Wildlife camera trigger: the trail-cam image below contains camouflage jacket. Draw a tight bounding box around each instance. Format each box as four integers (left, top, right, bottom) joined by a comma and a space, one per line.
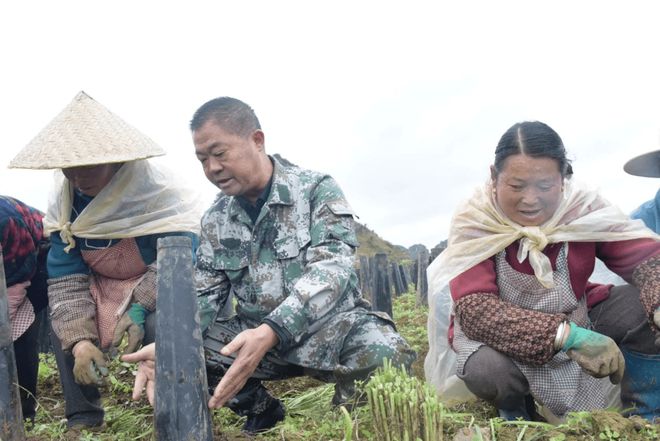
196, 156, 372, 352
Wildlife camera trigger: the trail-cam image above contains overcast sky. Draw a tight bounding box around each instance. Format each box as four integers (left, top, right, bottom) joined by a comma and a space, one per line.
2, 1, 660, 249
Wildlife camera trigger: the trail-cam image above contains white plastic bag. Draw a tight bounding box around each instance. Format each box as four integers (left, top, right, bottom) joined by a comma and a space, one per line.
424, 275, 477, 404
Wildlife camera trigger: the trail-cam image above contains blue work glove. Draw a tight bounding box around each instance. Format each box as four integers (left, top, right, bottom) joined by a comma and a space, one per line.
562, 322, 625, 384
112, 303, 149, 354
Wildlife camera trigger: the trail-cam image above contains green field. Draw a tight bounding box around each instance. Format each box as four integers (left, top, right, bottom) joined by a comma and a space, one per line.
21, 291, 660, 440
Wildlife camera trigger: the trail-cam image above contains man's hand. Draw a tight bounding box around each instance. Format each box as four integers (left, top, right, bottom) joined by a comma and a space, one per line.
563, 322, 625, 384
208, 324, 279, 409
72, 340, 108, 386
122, 343, 157, 405
112, 303, 148, 354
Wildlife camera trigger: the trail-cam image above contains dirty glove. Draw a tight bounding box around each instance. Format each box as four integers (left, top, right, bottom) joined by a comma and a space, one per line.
562, 322, 624, 384
112, 303, 149, 354
72, 340, 108, 386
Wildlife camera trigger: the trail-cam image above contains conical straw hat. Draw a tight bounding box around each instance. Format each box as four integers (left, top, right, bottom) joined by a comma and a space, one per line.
623, 149, 660, 178
9, 91, 166, 169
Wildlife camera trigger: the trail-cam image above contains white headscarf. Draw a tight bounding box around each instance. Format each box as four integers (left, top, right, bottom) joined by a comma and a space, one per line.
427, 178, 658, 291
43, 160, 204, 252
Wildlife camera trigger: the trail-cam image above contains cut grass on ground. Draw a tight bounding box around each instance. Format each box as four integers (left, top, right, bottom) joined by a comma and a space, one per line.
22, 290, 660, 440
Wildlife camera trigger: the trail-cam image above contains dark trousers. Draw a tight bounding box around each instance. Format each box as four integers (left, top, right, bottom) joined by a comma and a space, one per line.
460, 285, 659, 410
51, 313, 156, 427
14, 315, 41, 420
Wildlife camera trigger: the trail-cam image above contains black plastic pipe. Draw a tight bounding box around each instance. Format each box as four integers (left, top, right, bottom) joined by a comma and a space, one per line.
155, 236, 213, 440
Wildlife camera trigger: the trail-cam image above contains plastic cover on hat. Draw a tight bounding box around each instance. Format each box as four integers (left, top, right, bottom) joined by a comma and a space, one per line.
9, 91, 165, 170
42, 159, 203, 249
623, 149, 660, 178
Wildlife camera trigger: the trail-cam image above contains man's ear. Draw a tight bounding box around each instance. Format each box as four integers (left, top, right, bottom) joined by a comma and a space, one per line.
252, 130, 265, 151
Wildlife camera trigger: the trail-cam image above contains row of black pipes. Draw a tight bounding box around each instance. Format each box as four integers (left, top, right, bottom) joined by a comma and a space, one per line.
0, 241, 436, 440
356, 250, 431, 319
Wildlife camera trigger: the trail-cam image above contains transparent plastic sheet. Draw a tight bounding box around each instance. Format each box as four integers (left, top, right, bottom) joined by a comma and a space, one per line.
590, 258, 626, 285
424, 273, 477, 404
42, 160, 204, 247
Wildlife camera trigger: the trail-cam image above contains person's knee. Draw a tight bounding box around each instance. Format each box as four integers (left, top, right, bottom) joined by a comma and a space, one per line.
594, 285, 647, 331
368, 340, 416, 373
592, 284, 657, 351
342, 319, 417, 372
461, 346, 528, 406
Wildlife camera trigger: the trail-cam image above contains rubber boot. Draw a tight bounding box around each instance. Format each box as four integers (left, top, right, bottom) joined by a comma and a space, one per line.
620, 349, 660, 421
223, 378, 286, 434
497, 394, 537, 421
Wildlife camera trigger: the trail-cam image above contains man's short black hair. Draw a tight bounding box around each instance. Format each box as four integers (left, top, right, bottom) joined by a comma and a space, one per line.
189, 97, 261, 137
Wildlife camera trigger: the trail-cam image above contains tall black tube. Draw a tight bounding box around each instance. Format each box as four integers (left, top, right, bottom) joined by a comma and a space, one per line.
155, 236, 213, 440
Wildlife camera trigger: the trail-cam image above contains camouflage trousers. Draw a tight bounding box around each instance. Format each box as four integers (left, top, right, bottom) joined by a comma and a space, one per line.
203, 310, 416, 416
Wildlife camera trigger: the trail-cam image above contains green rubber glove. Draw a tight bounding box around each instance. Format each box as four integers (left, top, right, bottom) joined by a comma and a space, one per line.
562, 322, 625, 384
112, 303, 149, 354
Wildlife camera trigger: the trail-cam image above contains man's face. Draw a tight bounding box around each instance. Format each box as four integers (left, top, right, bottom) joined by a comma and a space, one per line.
193, 121, 266, 200
62, 163, 121, 196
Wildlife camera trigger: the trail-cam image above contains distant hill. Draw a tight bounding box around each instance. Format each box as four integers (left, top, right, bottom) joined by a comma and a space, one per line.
355, 222, 412, 264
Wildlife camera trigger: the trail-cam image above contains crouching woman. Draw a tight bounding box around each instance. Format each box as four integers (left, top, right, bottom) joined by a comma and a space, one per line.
425, 121, 660, 421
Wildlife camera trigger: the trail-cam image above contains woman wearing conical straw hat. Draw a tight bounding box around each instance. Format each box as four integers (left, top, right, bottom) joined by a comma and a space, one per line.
9, 91, 203, 430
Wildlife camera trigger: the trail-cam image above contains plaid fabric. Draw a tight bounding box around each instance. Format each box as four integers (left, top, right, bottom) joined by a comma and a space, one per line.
1, 196, 44, 340
632, 254, 660, 340
0, 196, 44, 286
131, 263, 157, 311
11, 298, 34, 341
49, 273, 97, 350
454, 244, 614, 417
82, 238, 148, 349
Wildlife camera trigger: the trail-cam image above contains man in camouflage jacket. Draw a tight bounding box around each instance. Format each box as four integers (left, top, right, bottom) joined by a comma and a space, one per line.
124, 97, 415, 433
187, 97, 415, 433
